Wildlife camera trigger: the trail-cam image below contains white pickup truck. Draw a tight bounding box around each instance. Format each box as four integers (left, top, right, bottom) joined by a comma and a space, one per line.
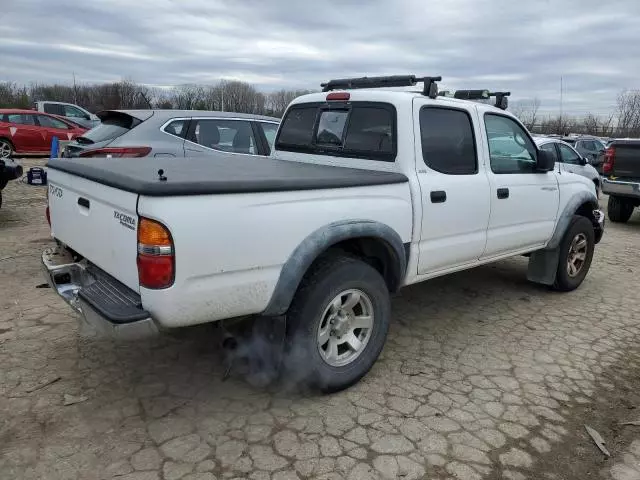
42, 76, 605, 392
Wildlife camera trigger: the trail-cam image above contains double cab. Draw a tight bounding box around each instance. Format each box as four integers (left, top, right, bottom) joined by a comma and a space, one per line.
42, 75, 604, 392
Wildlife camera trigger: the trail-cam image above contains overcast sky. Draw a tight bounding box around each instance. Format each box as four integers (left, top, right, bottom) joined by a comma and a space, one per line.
2, 0, 639, 116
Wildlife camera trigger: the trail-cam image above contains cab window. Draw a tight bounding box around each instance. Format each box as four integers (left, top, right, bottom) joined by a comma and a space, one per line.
485, 114, 537, 174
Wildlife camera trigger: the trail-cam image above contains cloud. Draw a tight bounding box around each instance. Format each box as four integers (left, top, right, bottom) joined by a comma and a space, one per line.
1, 0, 638, 115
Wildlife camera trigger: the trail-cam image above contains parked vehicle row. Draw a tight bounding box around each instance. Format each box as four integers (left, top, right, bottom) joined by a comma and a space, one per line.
42, 75, 605, 393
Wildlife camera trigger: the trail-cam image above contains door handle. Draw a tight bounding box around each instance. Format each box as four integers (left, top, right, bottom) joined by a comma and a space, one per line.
77, 197, 90, 209
497, 188, 509, 199
430, 190, 447, 203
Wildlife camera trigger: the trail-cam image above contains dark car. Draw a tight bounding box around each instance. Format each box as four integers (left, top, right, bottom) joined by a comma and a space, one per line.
561, 136, 607, 173
63, 110, 280, 158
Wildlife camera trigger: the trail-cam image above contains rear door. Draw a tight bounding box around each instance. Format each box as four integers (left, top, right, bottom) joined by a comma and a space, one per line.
35, 114, 75, 146
48, 169, 140, 291
5, 113, 47, 153
184, 118, 259, 156
413, 101, 491, 274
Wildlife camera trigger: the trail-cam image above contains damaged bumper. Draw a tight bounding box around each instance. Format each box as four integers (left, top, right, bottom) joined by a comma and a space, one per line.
41, 246, 160, 340
593, 209, 605, 244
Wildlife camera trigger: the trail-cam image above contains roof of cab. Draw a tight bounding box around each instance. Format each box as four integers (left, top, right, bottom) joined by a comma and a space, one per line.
289, 89, 512, 115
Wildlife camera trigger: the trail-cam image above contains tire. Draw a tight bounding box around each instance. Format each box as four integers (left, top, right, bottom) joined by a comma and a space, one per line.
284, 254, 390, 393
0, 138, 14, 159
553, 215, 595, 292
0, 190, 2, 210
608, 196, 634, 223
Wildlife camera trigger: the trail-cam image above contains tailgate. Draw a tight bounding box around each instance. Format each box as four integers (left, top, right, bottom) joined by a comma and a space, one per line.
48, 168, 140, 292
613, 143, 640, 179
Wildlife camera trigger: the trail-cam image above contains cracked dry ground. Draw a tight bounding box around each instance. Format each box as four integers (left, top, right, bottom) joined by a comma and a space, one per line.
1, 164, 640, 480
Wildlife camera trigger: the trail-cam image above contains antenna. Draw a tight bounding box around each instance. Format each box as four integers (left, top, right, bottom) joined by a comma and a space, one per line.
560, 76, 563, 120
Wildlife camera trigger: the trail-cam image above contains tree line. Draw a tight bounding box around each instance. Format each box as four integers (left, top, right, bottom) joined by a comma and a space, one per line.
0, 79, 312, 118
510, 90, 640, 138
2, 79, 639, 137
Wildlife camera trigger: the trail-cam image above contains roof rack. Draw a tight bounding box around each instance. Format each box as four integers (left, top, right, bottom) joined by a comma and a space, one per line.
447, 89, 511, 110
321, 75, 442, 98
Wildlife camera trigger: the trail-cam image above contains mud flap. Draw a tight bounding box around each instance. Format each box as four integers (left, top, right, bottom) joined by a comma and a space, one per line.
527, 248, 560, 286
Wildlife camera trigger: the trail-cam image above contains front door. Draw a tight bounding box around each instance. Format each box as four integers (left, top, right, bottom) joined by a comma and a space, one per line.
556, 142, 588, 177
481, 114, 559, 258
414, 101, 491, 274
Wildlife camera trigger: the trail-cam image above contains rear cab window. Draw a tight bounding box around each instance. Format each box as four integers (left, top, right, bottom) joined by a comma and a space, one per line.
276, 102, 396, 161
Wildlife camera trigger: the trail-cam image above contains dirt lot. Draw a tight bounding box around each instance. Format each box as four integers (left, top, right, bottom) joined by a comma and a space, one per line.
1, 159, 639, 480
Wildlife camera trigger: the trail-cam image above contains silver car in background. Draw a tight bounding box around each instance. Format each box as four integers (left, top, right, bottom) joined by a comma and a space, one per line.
534, 137, 601, 195
63, 110, 280, 158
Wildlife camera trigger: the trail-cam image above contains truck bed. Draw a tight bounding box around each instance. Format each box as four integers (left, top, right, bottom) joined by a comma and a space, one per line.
47, 155, 407, 196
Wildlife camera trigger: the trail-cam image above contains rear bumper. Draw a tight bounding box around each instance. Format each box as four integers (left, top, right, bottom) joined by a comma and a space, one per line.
41, 246, 160, 340
602, 178, 640, 200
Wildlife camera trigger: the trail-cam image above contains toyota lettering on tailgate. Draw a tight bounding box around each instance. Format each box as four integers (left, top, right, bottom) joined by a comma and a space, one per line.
114, 210, 136, 230
49, 184, 63, 198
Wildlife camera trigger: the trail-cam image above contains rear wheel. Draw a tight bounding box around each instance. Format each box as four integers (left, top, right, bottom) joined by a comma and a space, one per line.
608, 196, 634, 223
0, 139, 13, 159
553, 215, 595, 292
284, 254, 390, 393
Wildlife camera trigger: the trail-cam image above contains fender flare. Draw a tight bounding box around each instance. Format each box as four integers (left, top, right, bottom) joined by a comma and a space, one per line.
262, 220, 407, 317
527, 190, 599, 285
546, 190, 598, 250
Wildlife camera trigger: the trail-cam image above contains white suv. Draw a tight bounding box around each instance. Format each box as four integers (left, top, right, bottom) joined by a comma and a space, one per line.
535, 137, 601, 195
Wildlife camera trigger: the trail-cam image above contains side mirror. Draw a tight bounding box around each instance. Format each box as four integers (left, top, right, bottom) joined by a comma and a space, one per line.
580, 156, 588, 166
536, 149, 555, 172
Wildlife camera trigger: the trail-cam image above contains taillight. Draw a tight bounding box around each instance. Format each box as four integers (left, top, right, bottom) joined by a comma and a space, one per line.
603, 146, 615, 175
326, 92, 350, 101
79, 146, 152, 158
137, 217, 174, 289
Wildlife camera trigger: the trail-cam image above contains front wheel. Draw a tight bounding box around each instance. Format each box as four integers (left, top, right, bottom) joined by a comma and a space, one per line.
0, 139, 13, 159
553, 215, 595, 292
284, 254, 390, 393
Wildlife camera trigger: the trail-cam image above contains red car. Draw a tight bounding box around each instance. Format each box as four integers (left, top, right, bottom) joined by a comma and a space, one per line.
0, 109, 87, 158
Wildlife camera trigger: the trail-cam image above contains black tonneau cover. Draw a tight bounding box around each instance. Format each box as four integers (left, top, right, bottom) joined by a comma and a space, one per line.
47, 155, 407, 196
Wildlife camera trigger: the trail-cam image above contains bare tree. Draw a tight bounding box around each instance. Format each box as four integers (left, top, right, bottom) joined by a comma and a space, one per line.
171, 84, 206, 110
266, 89, 312, 117
510, 97, 541, 130
616, 90, 640, 137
